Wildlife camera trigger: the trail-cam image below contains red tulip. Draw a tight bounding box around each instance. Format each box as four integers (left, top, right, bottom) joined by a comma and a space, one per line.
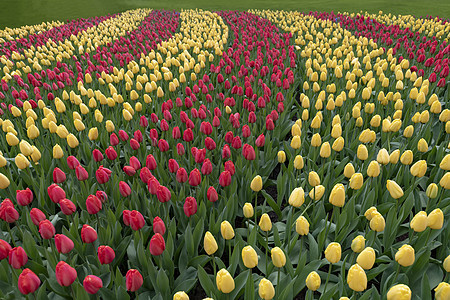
176, 168, 188, 183
59, 199, 76, 215
183, 128, 194, 142
134, 130, 143, 143
183, 197, 198, 217
0, 239, 12, 260
86, 195, 102, 214
129, 156, 141, 170
129, 210, 145, 231
39, 220, 55, 239
139, 116, 148, 128
16, 188, 33, 206
177, 143, 185, 156
83, 275, 103, 294
156, 185, 171, 202
243, 144, 256, 160
55, 261, 77, 286
126, 269, 143, 292
158, 139, 169, 152
149, 233, 165, 256
53, 167, 66, 183
242, 125, 251, 138
222, 144, 231, 159
146, 154, 157, 170
255, 134, 265, 147
119, 181, 131, 197
8, 246, 28, 269
205, 137, 216, 150
172, 126, 181, 139
118, 130, 129, 141
81, 225, 97, 243
54, 234, 74, 254
201, 159, 213, 175
231, 137, 242, 150
96, 191, 107, 203
47, 184, 66, 203
148, 177, 160, 195
266, 118, 274, 130
152, 217, 166, 235
96, 166, 112, 184
437, 78, 446, 87
92, 149, 104, 162
219, 170, 232, 187
195, 148, 206, 163
207, 186, 218, 202
160, 119, 169, 131
105, 146, 117, 160
149, 128, 158, 142
225, 161, 236, 175
110, 133, 119, 146
18, 268, 40, 295
75, 165, 89, 181
0, 201, 19, 223
168, 159, 179, 173
200, 121, 213, 135
123, 166, 136, 176
30, 208, 46, 226
189, 168, 202, 186
67, 156, 80, 170
98, 245, 115, 265
139, 167, 153, 184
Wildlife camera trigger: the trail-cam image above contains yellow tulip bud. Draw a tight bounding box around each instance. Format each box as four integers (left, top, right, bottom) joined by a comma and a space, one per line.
417, 138, 428, 152
344, 163, 355, 178
419, 110, 429, 123
293, 155, 304, 170
204, 231, 218, 255
271, 247, 286, 268
15, 153, 30, 169
88, 127, 98, 141
250, 175, 263, 192
295, 216, 309, 235
173, 291, 188, 300
329, 184, 345, 207
319, 142, 331, 158
351, 235, 365, 253
311, 133, 322, 147
357, 144, 368, 160
402, 125, 414, 138
105, 120, 115, 132
441, 154, 450, 170
390, 150, 400, 164
67, 134, 79, 148
443, 255, 450, 273
331, 124, 342, 138
27, 125, 40, 139
305, 271, 321, 291
386, 180, 404, 199
157, 86, 164, 98
347, 264, 367, 292
259, 213, 272, 232
427, 208, 444, 229
291, 124, 301, 136
400, 150, 413, 165
356, 247, 376, 270
349, 173, 364, 190
308, 171, 320, 187
242, 246, 258, 269
0, 173, 10, 189
0, 155, 6, 168
289, 187, 305, 208
290, 136, 301, 149
216, 269, 235, 294
410, 211, 428, 232
30, 146, 41, 162
53, 144, 64, 159
440, 172, 450, 189
395, 244, 415, 267
73, 119, 85, 132
220, 221, 235, 240
277, 151, 286, 163
377, 148, 389, 165
370, 115, 381, 127
243, 203, 254, 218
426, 183, 438, 198
258, 278, 275, 300
435, 282, 450, 300
309, 185, 325, 200
6, 132, 19, 146
332, 137, 345, 152
370, 212, 385, 232
387, 284, 412, 300
367, 161, 381, 177
410, 160, 427, 177
364, 207, 378, 220
19, 140, 33, 156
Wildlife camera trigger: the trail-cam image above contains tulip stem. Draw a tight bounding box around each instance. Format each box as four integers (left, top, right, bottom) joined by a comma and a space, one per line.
254, 192, 258, 227
135, 291, 139, 300
392, 264, 401, 285
276, 267, 281, 298
265, 231, 269, 276
323, 263, 332, 294
7, 225, 16, 247
212, 255, 216, 279
228, 241, 232, 265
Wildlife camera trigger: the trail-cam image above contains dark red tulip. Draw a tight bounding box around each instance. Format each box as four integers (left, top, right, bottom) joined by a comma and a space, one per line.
47, 184, 66, 203
146, 154, 157, 170
123, 166, 136, 176
149, 233, 165, 256
55, 261, 77, 286
225, 131, 234, 144
126, 269, 143, 292
255, 134, 265, 147
67, 156, 80, 170
201, 159, 213, 175
119, 181, 131, 197
0, 239, 12, 260
98, 245, 115, 265
176, 168, 188, 183
183, 197, 198, 217
129, 156, 141, 170
243, 144, 256, 161
86, 195, 102, 215
205, 137, 216, 150
75, 165, 89, 181
39, 220, 55, 239
8, 246, 28, 269
81, 225, 97, 243
183, 128, 194, 142
158, 139, 169, 152
118, 130, 129, 141
189, 168, 202, 186
53, 167, 66, 183
92, 149, 104, 162
156, 185, 171, 202
105, 146, 117, 160
16, 188, 33, 206
18, 268, 40, 295
195, 148, 206, 163
139, 115, 148, 128
168, 159, 179, 173
148, 177, 160, 195
54, 234, 74, 254
59, 199, 76, 215
129, 210, 145, 231
224, 161, 236, 175
83, 275, 102, 294
219, 170, 232, 187
152, 217, 166, 235
232, 136, 242, 149
207, 186, 218, 202
222, 144, 231, 159
110, 133, 119, 146
30, 208, 46, 226
266, 118, 275, 130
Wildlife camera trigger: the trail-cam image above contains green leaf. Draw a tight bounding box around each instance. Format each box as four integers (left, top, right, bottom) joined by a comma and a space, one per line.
244, 270, 255, 300
197, 265, 216, 297
229, 269, 250, 299
174, 267, 197, 293
156, 268, 170, 297
261, 190, 282, 219
421, 273, 432, 300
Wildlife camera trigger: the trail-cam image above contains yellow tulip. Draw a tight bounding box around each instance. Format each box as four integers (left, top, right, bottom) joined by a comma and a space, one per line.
0, 173, 10, 189
376, 148, 389, 165
295, 216, 309, 236
443, 255, 450, 273
6, 132, 19, 146
258, 278, 275, 300
305, 271, 321, 291
271, 247, 286, 268
357, 144, 368, 160
332, 137, 344, 152
349, 173, 364, 190
395, 244, 415, 267
367, 161, 381, 177
30, 146, 41, 162
88, 127, 98, 141
19, 140, 33, 156
351, 235, 366, 253
293, 155, 304, 170
417, 138, 428, 152
250, 175, 263, 192
216, 269, 234, 294
440, 172, 450, 189
204, 231, 218, 255
347, 264, 367, 292
325, 242, 341, 264
220, 221, 235, 240
370, 212, 385, 232
309, 185, 325, 200
386, 180, 404, 199
344, 163, 355, 178
259, 213, 272, 232
311, 133, 321, 147
403, 125, 414, 138
390, 150, 400, 164
15, 154, 30, 169
387, 284, 412, 300
241, 246, 258, 269
291, 136, 301, 149
329, 184, 345, 207
440, 154, 450, 170
356, 247, 376, 270
173, 291, 189, 300
53, 144, 64, 159
410, 160, 427, 177
243, 203, 254, 218
308, 171, 320, 187
410, 211, 428, 232
435, 282, 450, 300
289, 187, 305, 208
67, 134, 79, 148
319, 142, 331, 158
277, 151, 286, 163
427, 208, 444, 229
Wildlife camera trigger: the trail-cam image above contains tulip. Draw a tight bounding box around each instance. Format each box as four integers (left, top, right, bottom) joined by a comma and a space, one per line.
81, 225, 97, 243
426, 183, 438, 198
387, 284, 412, 300
277, 151, 286, 163
428, 208, 444, 229
250, 175, 263, 192
119, 181, 131, 197
289, 187, 305, 207
173, 291, 189, 300
417, 138, 428, 152
291, 136, 301, 149
410, 160, 427, 177
153, 217, 166, 235
366, 208, 378, 222
347, 264, 367, 292
86, 194, 102, 215
126, 269, 143, 292
0, 239, 11, 260
294, 155, 304, 170
149, 233, 165, 256
329, 184, 345, 207
75, 165, 89, 181
219, 171, 231, 187
351, 235, 366, 253
386, 180, 404, 199
242, 245, 258, 268
271, 247, 286, 268
356, 247, 375, 270
216, 269, 235, 293
349, 173, 363, 189
183, 197, 197, 217
377, 148, 389, 165
8, 246, 28, 269
370, 212, 385, 232
259, 213, 272, 232
305, 271, 321, 291
258, 278, 275, 300
30, 208, 46, 226
410, 211, 428, 232
243, 203, 254, 218
308, 172, 320, 186
400, 150, 413, 165
55, 261, 77, 286
367, 161, 380, 177
18, 269, 41, 295
16, 188, 33, 206
83, 275, 102, 294
98, 245, 115, 265
59, 199, 76, 215
54, 234, 74, 254
435, 282, 450, 300
204, 232, 218, 255
67, 156, 80, 169
357, 144, 368, 160
295, 216, 309, 235
15, 154, 30, 169
325, 242, 341, 264
440, 154, 450, 170
221, 221, 235, 240
0, 173, 10, 189
309, 185, 325, 200
206, 187, 218, 203
440, 172, 450, 189
39, 220, 56, 239
390, 150, 400, 164
395, 244, 415, 267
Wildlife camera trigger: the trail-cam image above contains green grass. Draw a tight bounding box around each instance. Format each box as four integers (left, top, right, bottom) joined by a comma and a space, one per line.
1, 0, 450, 30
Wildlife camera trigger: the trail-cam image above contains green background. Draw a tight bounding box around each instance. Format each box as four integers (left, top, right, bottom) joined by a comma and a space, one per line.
1, 0, 450, 29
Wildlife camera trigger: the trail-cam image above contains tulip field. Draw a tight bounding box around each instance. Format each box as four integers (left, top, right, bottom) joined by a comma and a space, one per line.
0, 8, 450, 300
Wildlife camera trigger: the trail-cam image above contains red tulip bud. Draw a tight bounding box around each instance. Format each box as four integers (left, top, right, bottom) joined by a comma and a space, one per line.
119, 181, 131, 197
118, 130, 129, 141
219, 170, 232, 187
98, 245, 115, 265
105, 146, 117, 160
189, 168, 202, 186
8, 246, 28, 269
18, 268, 40, 295
54, 234, 74, 254
0, 239, 12, 260
222, 144, 231, 159
16, 188, 33, 206
83, 275, 102, 294
156, 185, 171, 202
146, 154, 157, 170
30, 208, 46, 225
168, 159, 179, 173
47, 184, 66, 203
123, 166, 136, 176
39, 220, 55, 239
152, 216, 166, 235
149, 233, 165, 256
75, 165, 89, 181
129, 156, 141, 170
129, 210, 145, 231
177, 143, 185, 156
207, 186, 218, 202
59, 199, 76, 215
0, 200, 19, 223
255, 134, 265, 147
55, 261, 77, 286
53, 167, 66, 183
110, 133, 119, 146
67, 156, 80, 170
176, 168, 188, 183
201, 159, 213, 175
86, 195, 102, 215
81, 224, 97, 243
126, 269, 143, 292
184, 197, 198, 217
92, 149, 104, 162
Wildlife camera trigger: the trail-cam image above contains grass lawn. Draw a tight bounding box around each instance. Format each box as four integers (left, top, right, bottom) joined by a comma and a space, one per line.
1, 0, 450, 29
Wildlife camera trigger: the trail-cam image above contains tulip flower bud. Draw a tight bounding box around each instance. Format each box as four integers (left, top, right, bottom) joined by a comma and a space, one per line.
39, 220, 55, 239
444, 255, 450, 273
126, 269, 143, 292
349, 173, 363, 190
30, 208, 45, 225
329, 184, 345, 207
291, 136, 301, 149
347, 264, 367, 292
294, 155, 304, 170
277, 151, 286, 163
386, 180, 404, 199
216, 269, 235, 294
18, 268, 40, 295
289, 187, 305, 207
435, 282, 450, 300
88, 127, 98, 140
8, 246, 28, 269
305, 271, 321, 291
81, 224, 97, 243
357, 144, 368, 161
311, 133, 321, 147
370, 212, 385, 232
0, 239, 12, 260
259, 213, 272, 232
308, 171, 320, 187
97, 245, 115, 265
309, 185, 325, 200
55, 261, 77, 286
250, 175, 263, 192
296, 216, 309, 236
427, 208, 444, 229
351, 235, 365, 253
387, 284, 411, 300
53, 144, 64, 159
173, 291, 189, 300
243, 203, 254, 218
410, 211, 428, 232
271, 247, 286, 268
258, 278, 275, 300
86, 194, 102, 215
390, 149, 400, 164
440, 154, 450, 170
15, 154, 30, 169
0, 173, 10, 189
417, 138, 428, 152
395, 244, 415, 267
83, 275, 102, 295
410, 160, 427, 177
221, 221, 235, 240
152, 217, 166, 235
367, 161, 381, 178
19, 140, 33, 156
377, 148, 389, 165
440, 172, 450, 189
319, 142, 331, 158
242, 245, 258, 269
344, 163, 355, 178
149, 233, 165, 256
356, 247, 375, 270
325, 242, 342, 263
16, 188, 33, 206
54, 234, 74, 254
